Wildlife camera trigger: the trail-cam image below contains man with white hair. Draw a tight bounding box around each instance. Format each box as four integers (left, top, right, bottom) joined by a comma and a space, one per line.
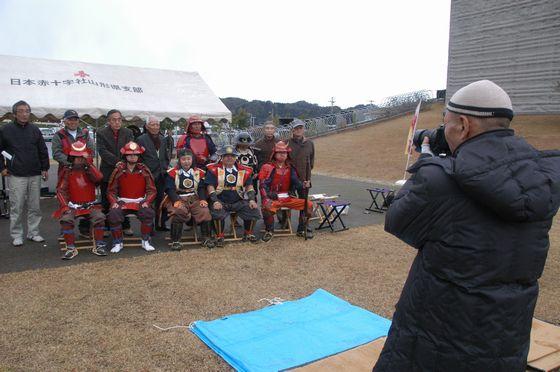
136, 116, 174, 231
374, 80, 560, 371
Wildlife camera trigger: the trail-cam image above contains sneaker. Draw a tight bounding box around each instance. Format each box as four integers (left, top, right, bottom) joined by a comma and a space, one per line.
242, 234, 258, 243
261, 231, 274, 242
111, 243, 123, 253
201, 238, 215, 249
62, 247, 78, 260
171, 241, 182, 251
92, 243, 108, 256
216, 237, 225, 248
142, 239, 155, 252
27, 235, 45, 243
12, 237, 23, 246
123, 228, 134, 236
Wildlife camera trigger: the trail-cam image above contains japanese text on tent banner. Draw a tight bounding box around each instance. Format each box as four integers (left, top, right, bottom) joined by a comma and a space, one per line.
404, 101, 422, 155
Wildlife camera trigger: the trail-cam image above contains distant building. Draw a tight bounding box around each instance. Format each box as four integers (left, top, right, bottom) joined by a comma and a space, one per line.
446, 0, 560, 114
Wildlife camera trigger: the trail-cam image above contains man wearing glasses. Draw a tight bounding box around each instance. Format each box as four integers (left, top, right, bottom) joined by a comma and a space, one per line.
0, 100, 50, 246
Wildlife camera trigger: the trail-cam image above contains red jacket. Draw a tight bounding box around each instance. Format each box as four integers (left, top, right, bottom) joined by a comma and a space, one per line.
53, 164, 103, 218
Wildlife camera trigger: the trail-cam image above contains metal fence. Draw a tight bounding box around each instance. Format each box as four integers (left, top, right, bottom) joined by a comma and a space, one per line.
209, 89, 434, 146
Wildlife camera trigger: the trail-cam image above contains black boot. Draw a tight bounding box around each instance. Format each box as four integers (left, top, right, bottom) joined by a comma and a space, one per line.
200, 221, 215, 249
213, 220, 225, 247
170, 222, 183, 251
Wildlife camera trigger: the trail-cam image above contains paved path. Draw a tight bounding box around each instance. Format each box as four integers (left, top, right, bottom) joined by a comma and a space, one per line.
0, 174, 392, 274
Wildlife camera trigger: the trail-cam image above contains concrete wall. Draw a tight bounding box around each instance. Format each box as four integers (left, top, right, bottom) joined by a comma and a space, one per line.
447, 0, 560, 114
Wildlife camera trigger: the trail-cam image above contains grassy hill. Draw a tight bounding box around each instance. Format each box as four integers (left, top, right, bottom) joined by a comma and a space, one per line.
314, 103, 560, 183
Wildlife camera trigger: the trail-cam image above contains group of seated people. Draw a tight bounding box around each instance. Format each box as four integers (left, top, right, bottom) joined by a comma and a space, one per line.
56, 139, 313, 260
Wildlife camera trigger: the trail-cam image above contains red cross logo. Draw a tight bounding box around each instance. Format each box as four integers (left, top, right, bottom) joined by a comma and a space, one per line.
74, 70, 90, 78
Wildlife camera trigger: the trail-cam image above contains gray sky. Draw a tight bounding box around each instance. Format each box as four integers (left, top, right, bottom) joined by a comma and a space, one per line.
0, 0, 451, 108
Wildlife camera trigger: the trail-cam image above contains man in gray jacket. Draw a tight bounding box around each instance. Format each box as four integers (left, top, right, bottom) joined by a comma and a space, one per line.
52, 110, 95, 237
52, 110, 94, 170
136, 116, 173, 230
96, 109, 134, 234
0, 100, 50, 246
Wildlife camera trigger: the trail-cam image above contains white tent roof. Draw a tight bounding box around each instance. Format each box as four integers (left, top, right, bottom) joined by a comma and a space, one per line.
0, 55, 231, 121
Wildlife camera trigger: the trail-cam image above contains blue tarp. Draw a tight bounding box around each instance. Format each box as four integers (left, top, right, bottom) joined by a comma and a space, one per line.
190, 288, 391, 372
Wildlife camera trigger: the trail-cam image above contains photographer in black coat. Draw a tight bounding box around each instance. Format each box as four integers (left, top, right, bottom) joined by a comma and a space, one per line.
374, 80, 560, 372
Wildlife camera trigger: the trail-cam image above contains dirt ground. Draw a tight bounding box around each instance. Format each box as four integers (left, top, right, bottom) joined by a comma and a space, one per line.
1, 218, 558, 371
314, 102, 560, 182
1, 106, 558, 371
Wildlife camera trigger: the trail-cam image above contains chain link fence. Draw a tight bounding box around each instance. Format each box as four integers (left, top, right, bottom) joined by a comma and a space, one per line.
208, 90, 434, 146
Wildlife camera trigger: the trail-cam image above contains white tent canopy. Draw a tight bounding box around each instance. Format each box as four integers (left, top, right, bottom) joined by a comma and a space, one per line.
0, 55, 231, 122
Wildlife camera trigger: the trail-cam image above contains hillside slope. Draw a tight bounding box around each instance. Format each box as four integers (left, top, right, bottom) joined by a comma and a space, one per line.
314, 103, 560, 183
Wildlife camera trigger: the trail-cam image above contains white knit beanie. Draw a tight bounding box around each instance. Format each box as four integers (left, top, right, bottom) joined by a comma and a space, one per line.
447, 80, 514, 120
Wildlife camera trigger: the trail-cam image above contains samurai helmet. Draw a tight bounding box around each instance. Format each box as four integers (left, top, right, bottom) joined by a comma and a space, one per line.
234, 132, 253, 146
120, 141, 145, 155
68, 141, 90, 158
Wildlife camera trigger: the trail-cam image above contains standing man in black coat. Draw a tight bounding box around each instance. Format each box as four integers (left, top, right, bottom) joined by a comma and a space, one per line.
96, 109, 134, 234
136, 116, 173, 230
287, 119, 315, 238
374, 80, 560, 371
0, 100, 50, 246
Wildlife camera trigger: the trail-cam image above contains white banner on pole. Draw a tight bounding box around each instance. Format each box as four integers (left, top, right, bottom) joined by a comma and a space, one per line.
396, 100, 422, 185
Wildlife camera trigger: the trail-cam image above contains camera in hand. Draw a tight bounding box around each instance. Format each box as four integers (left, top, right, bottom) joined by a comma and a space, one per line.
413, 124, 451, 156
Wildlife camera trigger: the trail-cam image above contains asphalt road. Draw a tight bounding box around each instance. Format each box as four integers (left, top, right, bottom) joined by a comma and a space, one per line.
0, 173, 392, 274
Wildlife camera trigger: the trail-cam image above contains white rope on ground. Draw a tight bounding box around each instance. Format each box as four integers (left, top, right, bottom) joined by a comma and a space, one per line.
153, 324, 190, 331
258, 297, 286, 305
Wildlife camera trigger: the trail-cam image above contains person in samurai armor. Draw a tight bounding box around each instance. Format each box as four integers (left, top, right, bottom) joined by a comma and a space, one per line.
164, 148, 214, 250
205, 145, 261, 246
53, 141, 108, 260
258, 141, 312, 242
235, 131, 258, 171
107, 141, 157, 253
176, 115, 217, 168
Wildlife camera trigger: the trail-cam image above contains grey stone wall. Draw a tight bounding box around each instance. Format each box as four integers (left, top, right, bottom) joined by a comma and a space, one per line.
447, 0, 560, 114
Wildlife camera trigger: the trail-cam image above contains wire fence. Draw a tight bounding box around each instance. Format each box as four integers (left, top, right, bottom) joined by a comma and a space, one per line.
208, 90, 434, 147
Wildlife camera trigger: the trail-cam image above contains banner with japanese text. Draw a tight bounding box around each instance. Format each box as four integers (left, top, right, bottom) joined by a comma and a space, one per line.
0, 54, 231, 121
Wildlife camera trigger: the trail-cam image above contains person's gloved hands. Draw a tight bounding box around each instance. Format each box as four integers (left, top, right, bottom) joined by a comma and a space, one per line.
421, 136, 434, 156
269, 192, 278, 200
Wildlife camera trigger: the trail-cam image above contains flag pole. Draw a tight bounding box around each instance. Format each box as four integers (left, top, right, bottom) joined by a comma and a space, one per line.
396, 100, 422, 186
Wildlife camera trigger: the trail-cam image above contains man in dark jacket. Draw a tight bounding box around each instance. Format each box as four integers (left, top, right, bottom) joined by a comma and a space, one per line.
136, 116, 173, 230
0, 100, 50, 246
374, 80, 560, 372
287, 119, 314, 237
254, 121, 279, 171
96, 109, 134, 234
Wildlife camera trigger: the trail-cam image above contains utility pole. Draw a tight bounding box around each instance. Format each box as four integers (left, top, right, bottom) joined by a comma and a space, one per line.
329, 97, 335, 114
368, 100, 374, 107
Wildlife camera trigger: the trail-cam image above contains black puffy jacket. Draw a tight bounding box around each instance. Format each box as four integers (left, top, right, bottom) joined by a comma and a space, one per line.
374, 129, 560, 372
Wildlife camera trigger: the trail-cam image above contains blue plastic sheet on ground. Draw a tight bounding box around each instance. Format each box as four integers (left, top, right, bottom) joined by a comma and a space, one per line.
190, 288, 391, 372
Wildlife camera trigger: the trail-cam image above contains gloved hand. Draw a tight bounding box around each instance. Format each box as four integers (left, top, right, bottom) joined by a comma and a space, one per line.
269, 192, 279, 200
